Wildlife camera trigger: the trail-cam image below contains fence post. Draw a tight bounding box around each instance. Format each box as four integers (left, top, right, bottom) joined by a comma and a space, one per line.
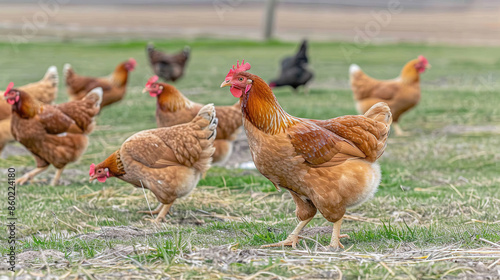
263, 0, 277, 40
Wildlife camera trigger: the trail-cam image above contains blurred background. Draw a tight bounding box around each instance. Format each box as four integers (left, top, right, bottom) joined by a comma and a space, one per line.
0, 0, 499, 45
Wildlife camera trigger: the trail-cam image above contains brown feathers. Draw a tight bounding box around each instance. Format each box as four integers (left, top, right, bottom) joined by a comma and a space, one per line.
241, 73, 297, 135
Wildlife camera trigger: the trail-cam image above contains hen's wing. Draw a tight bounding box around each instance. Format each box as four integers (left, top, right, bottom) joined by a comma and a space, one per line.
65, 69, 96, 94
288, 120, 366, 167
83, 79, 113, 92
280, 56, 295, 70
55, 88, 102, 133
123, 104, 217, 169
312, 103, 392, 162
350, 69, 399, 100
36, 105, 83, 134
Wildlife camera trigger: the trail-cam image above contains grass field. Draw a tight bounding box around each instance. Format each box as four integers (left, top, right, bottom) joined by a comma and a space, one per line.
1, 39, 500, 279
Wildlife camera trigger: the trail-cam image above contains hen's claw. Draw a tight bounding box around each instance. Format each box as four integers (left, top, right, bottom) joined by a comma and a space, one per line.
328, 234, 350, 251
15, 176, 30, 186
261, 235, 302, 249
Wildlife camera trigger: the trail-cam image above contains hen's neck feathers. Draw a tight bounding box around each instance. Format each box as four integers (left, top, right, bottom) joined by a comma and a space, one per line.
157, 84, 193, 112
400, 59, 420, 84
110, 63, 130, 86
241, 75, 297, 135
12, 91, 39, 119
99, 150, 126, 177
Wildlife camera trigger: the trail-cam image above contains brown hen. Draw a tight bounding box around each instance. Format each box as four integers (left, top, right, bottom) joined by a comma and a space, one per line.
221, 61, 392, 250
64, 58, 136, 108
89, 104, 217, 222
5, 85, 102, 186
143, 76, 242, 164
350, 56, 430, 136
0, 66, 58, 153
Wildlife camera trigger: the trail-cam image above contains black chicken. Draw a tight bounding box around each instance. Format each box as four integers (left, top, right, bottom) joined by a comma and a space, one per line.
146, 43, 190, 82
269, 40, 314, 94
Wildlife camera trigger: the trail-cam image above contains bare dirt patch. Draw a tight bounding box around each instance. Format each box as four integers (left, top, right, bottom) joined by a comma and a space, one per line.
1, 3, 500, 45
77, 226, 151, 241
186, 245, 265, 267
16, 249, 68, 269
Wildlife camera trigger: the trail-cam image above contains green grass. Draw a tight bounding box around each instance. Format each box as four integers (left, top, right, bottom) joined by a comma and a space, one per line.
1, 39, 500, 279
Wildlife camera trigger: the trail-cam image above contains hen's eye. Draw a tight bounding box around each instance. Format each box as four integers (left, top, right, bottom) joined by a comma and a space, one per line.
238, 77, 244, 82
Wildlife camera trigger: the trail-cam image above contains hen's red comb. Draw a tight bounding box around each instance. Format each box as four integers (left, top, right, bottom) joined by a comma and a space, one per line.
128, 58, 137, 66
225, 60, 251, 80
3, 82, 14, 96
418, 55, 429, 65
145, 76, 159, 88
89, 163, 96, 176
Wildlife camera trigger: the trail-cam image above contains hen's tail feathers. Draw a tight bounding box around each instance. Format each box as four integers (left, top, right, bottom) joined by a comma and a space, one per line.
63, 63, 73, 81
365, 102, 392, 126
191, 103, 218, 171
193, 103, 218, 140
84, 87, 104, 110
349, 64, 361, 75
43, 66, 59, 87
296, 39, 308, 63
365, 102, 392, 159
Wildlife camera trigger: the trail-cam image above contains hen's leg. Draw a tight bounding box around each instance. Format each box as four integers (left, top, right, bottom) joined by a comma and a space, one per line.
16, 166, 49, 186
328, 218, 349, 250
261, 217, 313, 249
50, 168, 64, 186
155, 202, 173, 223
393, 123, 409, 136
261, 192, 317, 249
138, 203, 163, 215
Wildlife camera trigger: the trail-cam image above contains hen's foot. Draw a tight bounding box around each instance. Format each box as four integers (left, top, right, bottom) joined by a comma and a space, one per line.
16, 176, 31, 186
261, 234, 302, 249
137, 203, 163, 215
146, 203, 173, 224
16, 167, 49, 186
327, 234, 350, 251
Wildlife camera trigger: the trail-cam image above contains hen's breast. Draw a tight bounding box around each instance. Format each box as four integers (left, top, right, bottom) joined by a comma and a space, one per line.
243, 119, 308, 194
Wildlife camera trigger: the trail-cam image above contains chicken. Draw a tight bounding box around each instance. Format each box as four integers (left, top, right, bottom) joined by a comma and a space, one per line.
89, 104, 217, 222
0, 66, 59, 153
269, 40, 314, 94
4, 83, 103, 186
146, 43, 190, 82
350, 56, 430, 136
143, 76, 242, 164
64, 58, 136, 108
220, 60, 392, 250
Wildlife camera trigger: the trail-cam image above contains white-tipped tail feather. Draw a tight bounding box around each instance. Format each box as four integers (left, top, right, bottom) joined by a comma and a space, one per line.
63, 63, 72, 80
86, 87, 103, 108
364, 102, 392, 126
43, 66, 59, 86
349, 64, 361, 75
196, 103, 218, 140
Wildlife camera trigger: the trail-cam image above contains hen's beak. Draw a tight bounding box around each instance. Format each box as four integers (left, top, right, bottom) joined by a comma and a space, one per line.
142, 87, 149, 93
89, 175, 97, 182
220, 80, 231, 88
426, 64, 432, 69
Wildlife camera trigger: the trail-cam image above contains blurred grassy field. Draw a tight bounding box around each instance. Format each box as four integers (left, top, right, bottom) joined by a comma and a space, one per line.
1, 39, 500, 279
